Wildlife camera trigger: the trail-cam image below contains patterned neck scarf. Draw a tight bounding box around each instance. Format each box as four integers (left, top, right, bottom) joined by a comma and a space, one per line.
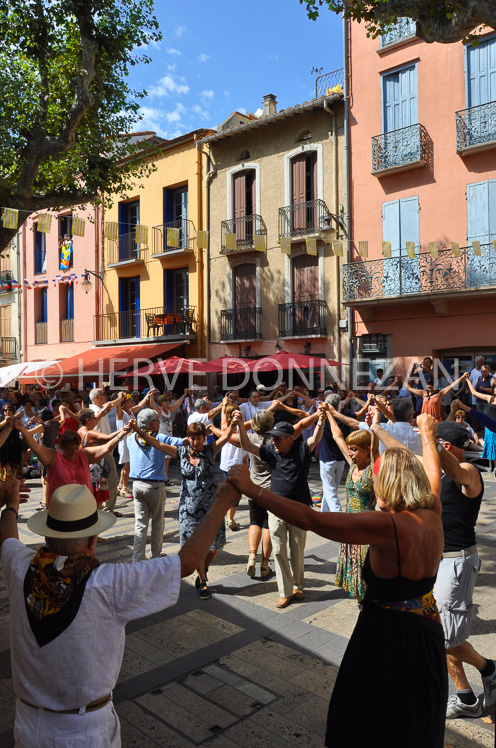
24, 546, 99, 647
136, 430, 156, 448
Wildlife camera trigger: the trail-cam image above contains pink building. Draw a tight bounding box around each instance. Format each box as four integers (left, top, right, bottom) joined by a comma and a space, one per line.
22, 206, 101, 364
344, 20, 496, 377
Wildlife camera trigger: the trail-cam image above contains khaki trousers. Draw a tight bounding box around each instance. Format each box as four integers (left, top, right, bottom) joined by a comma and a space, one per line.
268, 511, 307, 598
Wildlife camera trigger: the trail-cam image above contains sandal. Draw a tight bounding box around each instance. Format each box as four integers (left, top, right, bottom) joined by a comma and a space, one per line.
246, 551, 257, 578
198, 579, 210, 600
260, 557, 273, 578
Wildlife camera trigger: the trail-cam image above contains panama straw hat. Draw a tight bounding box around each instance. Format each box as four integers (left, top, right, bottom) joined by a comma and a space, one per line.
27, 484, 116, 539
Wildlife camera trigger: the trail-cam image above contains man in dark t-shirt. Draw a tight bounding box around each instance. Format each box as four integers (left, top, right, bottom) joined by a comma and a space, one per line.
235, 411, 326, 609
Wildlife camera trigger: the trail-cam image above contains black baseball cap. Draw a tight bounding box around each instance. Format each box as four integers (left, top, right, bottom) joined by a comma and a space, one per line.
437, 421, 471, 449
266, 421, 295, 437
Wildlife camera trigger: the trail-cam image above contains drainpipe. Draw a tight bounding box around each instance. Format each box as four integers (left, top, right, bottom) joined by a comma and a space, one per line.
343, 12, 353, 384
21, 222, 27, 362
15, 231, 22, 362
195, 135, 205, 359
323, 98, 342, 364
206, 155, 216, 359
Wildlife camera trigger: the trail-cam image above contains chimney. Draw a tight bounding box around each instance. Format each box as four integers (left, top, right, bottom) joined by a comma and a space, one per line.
262, 94, 277, 117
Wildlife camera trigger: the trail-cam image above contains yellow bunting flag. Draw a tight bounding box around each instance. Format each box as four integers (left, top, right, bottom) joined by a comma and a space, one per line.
2, 208, 18, 230
472, 240, 481, 256
167, 227, 180, 248
493, 240, 496, 253
406, 242, 416, 258
135, 224, 148, 245
104, 221, 119, 241
450, 241, 461, 257
254, 234, 266, 252
225, 232, 237, 251
280, 237, 291, 255
382, 242, 392, 258
37, 213, 52, 234
358, 241, 368, 258
306, 237, 317, 256
197, 230, 209, 249
332, 239, 343, 257
429, 242, 439, 258
71, 216, 85, 237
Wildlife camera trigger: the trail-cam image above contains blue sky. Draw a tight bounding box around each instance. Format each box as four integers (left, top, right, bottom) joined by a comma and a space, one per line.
130, 0, 344, 139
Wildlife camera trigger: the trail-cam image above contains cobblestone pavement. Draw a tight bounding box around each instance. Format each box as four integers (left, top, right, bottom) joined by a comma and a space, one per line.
0, 461, 495, 746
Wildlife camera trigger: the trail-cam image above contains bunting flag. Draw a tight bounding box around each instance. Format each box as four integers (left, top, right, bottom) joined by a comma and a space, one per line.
254, 234, 266, 252
358, 241, 368, 258
472, 240, 481, 256
280, 237, 291, 255
225, 232, 237, 251
429, 242, 439, 258
23, 279, 32, 290
71, 216, 85, 237
450, 241, 461, 257
167, 227, 181, 248
382, 241, 392, 258
135, 224, 148, 245
11, 280, 21, 289
197, 230, 209, 249
37, 213, 52, 234
332, 239, 343, 257
104, 221, 119, 241
2, 208, 19, 230
406, 242, 416, 258
306, 237, 317, 256
70, 273, 78, 285
493, 240, 496, 253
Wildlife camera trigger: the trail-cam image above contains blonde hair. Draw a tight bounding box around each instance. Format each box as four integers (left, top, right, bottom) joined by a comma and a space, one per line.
375, 447, 434, 512
455, 410, 466, 420
346, 430, 371, 450
225, 404, 239, 425
252, 409, 274, 435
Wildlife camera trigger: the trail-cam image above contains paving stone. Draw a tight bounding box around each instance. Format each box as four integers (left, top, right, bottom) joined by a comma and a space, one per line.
290, 669, 336, 696
182, 670, 224, 695
230, 644, 308, 680
234, 681, 277, 705
116, 701, 190, 747
202, 663, 244, 686
222, 716, 294, 747
251, 708, 323, 747
207, 683, 263, 717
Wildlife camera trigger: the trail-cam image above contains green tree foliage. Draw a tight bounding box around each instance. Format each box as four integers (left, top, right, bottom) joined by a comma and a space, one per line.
0, 0, 162, 250
301, 1, 495, 44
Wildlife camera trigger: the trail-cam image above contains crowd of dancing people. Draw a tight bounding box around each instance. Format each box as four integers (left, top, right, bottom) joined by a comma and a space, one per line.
0, 353, 495, 746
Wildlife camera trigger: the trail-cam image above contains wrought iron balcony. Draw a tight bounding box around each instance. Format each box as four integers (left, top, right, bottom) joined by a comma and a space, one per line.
107, 231, 149, 265
278, 299, 328, 338
342, 244, 496, 303
315, 68, 344, 98
456, 101, 496, 154
221, 215, 267, 252
0, 337, 17, 359
372, 124, 427, 175
0, 270, 13, 292
94, 305, 196, 342
60, 318, 74, 342
35, 322, 47, 345
220, 307, 262, 341
278, 199, 330, 239
152, 219, 196, 255
380, 17, 416, 48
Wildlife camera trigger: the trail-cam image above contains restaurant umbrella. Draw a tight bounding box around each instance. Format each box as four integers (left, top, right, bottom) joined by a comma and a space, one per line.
243, 351, 342, 372
200, 356, 250, 374
120, 356, 208, 378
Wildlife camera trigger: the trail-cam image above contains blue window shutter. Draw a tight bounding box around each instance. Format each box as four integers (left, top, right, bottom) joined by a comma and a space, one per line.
382, 199, 400, 253
67, 284, 74, 319
163, 189, 174, 223
467, 180, 489, 243
488, 180, 496, 240
119, 277, 126, 313
41, 288, 47, 322
383, 66, 417, 132
468, 38, 496, 107
399, 196, 420, 253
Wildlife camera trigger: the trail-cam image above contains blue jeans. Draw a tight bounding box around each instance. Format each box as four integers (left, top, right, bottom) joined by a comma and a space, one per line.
319, 460, 345, 512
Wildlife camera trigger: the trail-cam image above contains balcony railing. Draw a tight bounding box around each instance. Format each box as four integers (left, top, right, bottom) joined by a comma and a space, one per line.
372, 124, 427, 174
221, 215, 267, 252
315, 68, 344, 98
278, 300, 328, 338
0, 337, 17, 359
35, 322, 47, 345
94, 305, 196, 342
220, 307, 262, 341
61, 318, 74, 342
342, 244, 496, 303
107, 232, 149, 265
0, 270, 13, 292
152, 219, 196, 255
380, 17, 416, 48
278, 199, 330, 239
456, 101, 496, 153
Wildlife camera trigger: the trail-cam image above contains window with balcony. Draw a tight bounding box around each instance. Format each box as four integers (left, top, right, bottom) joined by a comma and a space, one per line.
59, 282, 74, 342
59, 215, 74, 270
456, 37, 496, 153
467, 179, 496, 287
34, 230, 46, 274
232, 169, 255, 246
118, 200, 140, 262
279, 253, 327, 337
380, 18, 416, 48
35, 287, 48, 344
161, 185, 189, 250
119, 276, 140, 338
221, 263, 261, 341
373, 66, 426, 174
382, 196, 420, 295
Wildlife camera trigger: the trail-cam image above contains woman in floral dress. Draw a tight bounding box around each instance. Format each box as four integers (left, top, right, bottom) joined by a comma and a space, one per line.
325, 409, 375, 600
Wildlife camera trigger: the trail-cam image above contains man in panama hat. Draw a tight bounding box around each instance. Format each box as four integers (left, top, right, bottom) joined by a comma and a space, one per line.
0, 478, 241, 746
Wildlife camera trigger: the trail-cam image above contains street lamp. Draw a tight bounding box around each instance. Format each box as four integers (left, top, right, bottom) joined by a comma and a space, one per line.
319, 214, 336, 244
81, 268, 104, 294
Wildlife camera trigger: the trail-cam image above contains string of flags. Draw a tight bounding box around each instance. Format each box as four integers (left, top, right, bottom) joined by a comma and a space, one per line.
277, 237, 496, 259
2, 273, 83, 292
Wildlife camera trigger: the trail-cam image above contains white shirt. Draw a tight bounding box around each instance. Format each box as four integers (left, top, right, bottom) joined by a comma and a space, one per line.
470, 367, 482, 405
359, 420, 423, 456
239, 401, 272, 421
187, 412, 211, 428
2, 538, 180, 710
116, 410, 130, 462
220, 438, 246, 472
89, 403, 111, 435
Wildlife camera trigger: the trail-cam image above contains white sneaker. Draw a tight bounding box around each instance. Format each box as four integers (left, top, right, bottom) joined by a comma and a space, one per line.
482, 661, 496, 712
446, 694, 482, 719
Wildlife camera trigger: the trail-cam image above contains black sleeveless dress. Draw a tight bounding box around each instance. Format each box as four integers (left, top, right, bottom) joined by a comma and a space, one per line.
326, 515, 448, 748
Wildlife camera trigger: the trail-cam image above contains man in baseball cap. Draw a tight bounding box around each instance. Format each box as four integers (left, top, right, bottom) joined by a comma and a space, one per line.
0, 479, 241, 744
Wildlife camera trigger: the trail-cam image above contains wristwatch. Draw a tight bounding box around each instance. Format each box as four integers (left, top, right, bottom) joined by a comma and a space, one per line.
1, 507, 18, 520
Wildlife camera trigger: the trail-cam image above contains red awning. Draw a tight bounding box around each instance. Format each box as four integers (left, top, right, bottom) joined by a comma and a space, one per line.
202, 352, 343, 374
120, 356, 208, 378
19, 343, 181, 384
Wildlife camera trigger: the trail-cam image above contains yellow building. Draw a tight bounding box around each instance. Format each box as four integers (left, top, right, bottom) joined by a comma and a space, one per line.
98, 129, 214, 360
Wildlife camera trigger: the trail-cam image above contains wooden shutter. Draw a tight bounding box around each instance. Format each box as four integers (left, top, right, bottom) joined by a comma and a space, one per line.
0, 305, 11, 337
292, 254, 318, 302
233, 172, 247, 241
292, 155, 307, 231
0, 254, 10, 273
234, 264, 256, 308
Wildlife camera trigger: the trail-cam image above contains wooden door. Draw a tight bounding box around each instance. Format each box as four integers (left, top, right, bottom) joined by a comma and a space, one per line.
233, 264, 256, 338
292, 254, 318, 335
